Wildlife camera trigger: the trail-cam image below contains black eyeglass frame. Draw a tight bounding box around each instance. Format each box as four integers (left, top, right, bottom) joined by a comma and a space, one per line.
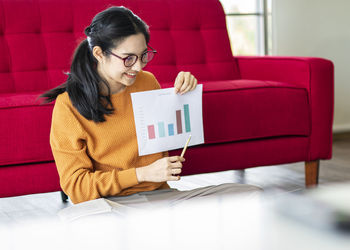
106, 45, 157, 67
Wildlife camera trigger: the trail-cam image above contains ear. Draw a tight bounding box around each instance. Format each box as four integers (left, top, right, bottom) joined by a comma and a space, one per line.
92, 46, 105, 63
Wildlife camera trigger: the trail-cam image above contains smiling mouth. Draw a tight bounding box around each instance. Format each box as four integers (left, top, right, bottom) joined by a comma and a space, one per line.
125, 72, 138, 78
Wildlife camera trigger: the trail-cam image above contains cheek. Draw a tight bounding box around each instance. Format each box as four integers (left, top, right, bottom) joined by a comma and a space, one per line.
106, 63, 125, 78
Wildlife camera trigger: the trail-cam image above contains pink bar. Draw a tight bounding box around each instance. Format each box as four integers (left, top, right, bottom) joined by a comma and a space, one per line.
147, 125, 156, 139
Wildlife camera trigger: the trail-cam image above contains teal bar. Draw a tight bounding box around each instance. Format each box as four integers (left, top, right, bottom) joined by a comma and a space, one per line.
184, 104, 191, 132
158, 122, 165, 137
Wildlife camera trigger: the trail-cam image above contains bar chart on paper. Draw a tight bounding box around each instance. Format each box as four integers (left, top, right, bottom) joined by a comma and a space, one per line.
147, 104, 191, 140
131, 85, 204, 156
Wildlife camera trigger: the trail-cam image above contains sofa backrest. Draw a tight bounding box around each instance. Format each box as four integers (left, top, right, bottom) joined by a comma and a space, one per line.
0, 0, 240, 93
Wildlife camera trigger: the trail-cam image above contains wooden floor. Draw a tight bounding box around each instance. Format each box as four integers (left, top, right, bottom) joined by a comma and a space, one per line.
1, 134, 349, 224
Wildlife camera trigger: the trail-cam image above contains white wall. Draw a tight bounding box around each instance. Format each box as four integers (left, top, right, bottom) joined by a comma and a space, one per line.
272, 0, 350, 133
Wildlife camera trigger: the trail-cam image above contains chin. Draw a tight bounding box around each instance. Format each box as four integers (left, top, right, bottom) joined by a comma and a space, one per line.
123, 78, 137, 86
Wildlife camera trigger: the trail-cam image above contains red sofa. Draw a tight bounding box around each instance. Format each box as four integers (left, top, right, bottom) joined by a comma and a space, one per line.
0, 0, 333, 198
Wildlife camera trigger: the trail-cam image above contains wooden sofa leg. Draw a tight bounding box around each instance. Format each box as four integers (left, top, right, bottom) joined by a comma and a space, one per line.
61, 191, 68, 203
305, 160, 319, 187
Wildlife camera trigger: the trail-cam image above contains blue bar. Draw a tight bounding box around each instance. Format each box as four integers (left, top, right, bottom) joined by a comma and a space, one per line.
158, 122, 165, 137
168, 124, 174, 136
184, 104, 191, 132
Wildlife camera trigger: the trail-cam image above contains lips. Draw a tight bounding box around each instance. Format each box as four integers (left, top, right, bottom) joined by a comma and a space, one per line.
125, 72, 138, 79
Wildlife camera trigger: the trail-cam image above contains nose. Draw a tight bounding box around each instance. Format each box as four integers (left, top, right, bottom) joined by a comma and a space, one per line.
131, 58, 144, 71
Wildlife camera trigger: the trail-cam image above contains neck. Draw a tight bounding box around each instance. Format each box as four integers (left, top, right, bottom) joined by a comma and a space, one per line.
100, 82, 126, 95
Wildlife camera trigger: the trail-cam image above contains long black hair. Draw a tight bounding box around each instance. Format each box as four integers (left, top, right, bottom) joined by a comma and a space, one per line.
40, 6, 150, 122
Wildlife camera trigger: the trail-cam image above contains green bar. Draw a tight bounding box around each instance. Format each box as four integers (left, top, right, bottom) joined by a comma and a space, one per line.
184, 104, 191, 132
158, 122, 165, 137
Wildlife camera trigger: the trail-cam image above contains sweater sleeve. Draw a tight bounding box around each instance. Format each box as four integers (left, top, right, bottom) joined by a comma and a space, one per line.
50, 97, 139, 204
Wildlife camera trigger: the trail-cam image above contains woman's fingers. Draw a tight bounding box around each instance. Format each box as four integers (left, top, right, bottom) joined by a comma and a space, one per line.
169, 175, 181, 181
168, 156, 185, 163
178, 72, 191, 93
171, 161, 183, 169
140, 156, 185, 183
174, 72, 185, 93
174, 72, 197, 94
171, 168, 182, 175
180, 74, 194, 94
166, 156, 183, 180
190, 78, 198, 91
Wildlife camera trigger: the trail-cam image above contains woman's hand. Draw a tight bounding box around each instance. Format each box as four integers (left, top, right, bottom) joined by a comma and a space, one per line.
136, 156, 184, 182
174, 71, 198, 95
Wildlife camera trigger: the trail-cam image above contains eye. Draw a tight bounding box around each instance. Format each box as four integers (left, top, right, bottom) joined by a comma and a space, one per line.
124, 55, 137, 66
142, 51, 154, 63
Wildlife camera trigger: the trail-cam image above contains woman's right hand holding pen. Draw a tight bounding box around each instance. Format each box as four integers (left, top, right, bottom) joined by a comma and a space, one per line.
136, 156, 185, 182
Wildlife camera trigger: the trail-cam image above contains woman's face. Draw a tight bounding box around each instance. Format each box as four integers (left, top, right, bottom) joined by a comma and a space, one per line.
95, 33, 148, 94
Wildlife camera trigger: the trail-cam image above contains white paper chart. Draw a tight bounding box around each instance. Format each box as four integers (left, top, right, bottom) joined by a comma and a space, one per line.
131, 84, 204, 156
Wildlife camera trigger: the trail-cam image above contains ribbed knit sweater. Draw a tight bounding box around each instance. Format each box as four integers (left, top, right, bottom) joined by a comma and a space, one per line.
50, 71, 169, 204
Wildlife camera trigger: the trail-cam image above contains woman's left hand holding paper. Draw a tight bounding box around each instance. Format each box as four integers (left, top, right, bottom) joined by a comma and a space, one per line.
174, 71, 198, 95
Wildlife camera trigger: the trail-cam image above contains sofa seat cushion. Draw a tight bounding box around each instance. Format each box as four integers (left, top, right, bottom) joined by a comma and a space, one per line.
0, 92, 54, 165
0, 79, 310, 165
199, 79, 310, 144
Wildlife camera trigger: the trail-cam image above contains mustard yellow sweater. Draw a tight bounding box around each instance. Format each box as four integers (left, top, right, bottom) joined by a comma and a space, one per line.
50, 71, 169, 204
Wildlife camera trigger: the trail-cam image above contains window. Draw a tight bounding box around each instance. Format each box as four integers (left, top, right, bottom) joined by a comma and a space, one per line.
219, 0, 272, 55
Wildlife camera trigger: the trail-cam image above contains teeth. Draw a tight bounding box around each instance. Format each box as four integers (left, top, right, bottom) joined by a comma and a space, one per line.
127, 73, 136, 76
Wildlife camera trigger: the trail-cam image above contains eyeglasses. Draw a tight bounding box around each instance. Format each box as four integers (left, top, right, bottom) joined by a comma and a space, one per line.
107, 45, 157, 67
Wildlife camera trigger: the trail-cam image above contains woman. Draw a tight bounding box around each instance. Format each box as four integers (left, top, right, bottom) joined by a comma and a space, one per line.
42, 6, 260, 205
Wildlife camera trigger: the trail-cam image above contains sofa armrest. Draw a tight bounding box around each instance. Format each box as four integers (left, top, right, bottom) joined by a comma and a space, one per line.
236, 56, 334, 160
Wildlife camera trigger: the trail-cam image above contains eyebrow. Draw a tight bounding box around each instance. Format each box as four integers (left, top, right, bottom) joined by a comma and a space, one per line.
121, 48, 148, 56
